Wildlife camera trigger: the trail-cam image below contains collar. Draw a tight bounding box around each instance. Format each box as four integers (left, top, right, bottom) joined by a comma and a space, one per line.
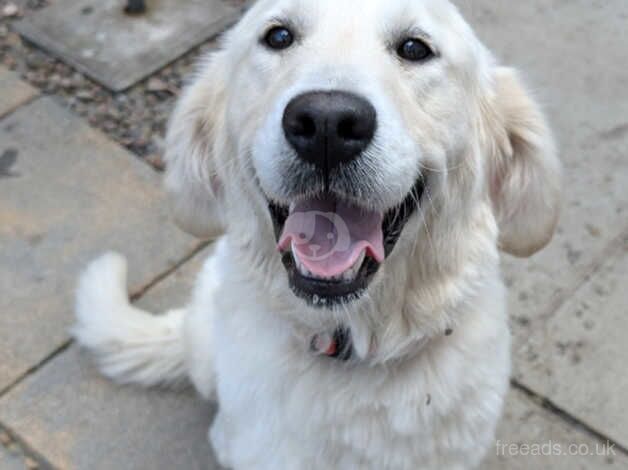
309, 325, 450, 363
310, 327, 352, 361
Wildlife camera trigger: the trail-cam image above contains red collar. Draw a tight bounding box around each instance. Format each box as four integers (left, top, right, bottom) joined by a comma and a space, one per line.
311, 327, 352, 361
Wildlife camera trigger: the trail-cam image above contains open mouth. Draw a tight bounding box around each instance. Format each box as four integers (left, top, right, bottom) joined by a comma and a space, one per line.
269, 178, 424, 306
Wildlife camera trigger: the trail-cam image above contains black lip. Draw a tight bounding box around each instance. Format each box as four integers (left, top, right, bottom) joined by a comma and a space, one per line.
269, 177, 425, 307
382, 178, 425, 257
281, 252, 380, 307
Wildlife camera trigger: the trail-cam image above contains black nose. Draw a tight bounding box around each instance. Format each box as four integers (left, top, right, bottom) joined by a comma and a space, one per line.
282, 91, 376, 173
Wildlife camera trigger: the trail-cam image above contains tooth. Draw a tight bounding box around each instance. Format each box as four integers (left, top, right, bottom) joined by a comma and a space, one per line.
292, 249, 367, 282
339, 251, 366, 282
293, 254, 302, 271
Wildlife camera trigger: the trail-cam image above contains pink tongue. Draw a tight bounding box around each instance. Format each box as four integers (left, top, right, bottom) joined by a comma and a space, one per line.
277, 197, 384, 278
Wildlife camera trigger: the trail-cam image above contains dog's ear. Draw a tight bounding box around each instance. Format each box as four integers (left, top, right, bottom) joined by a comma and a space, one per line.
485, 67, 562, 257
164, 53, 228, 239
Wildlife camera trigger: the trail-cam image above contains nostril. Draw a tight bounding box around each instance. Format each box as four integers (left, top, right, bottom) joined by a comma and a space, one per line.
285, 110, 317, 141
293, 114, 317, 138
336, 114, 375, 142
337, 116, 360, 141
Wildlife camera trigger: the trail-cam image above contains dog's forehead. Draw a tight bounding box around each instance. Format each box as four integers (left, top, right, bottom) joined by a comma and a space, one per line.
252, 0, 459, 35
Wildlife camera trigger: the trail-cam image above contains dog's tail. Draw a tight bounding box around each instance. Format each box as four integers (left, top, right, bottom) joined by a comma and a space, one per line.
72, 252, 188, 388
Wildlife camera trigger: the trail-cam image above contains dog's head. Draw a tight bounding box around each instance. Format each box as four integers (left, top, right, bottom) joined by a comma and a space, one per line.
165, 0, 560, 313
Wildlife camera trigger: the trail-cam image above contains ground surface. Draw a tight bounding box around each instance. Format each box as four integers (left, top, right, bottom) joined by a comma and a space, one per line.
0, 0, 627, 468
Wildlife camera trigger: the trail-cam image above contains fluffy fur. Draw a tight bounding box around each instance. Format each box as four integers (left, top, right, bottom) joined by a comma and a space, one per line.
73, 0, 561, 468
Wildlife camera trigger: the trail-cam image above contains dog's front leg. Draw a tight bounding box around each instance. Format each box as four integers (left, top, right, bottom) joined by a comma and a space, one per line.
209, 411, 233, 469
183, 245, 226, 400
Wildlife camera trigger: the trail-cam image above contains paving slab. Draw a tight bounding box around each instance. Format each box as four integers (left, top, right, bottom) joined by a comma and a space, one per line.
484, 388, 627, 469
454, 0, 628, 423
511, 238, 628, 449
0, 67, 38, 119
0, 247, 221, 470
14, 0, 244, 91
0, 97, 198, 392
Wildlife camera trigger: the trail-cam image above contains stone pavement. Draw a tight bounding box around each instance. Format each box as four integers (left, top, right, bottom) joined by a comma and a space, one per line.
1, 0, 627, 468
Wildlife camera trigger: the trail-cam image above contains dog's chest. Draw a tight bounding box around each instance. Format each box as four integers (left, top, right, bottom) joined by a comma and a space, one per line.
211, 307, 458, 468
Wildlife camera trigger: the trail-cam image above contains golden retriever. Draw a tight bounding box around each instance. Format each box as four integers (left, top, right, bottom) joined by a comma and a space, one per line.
74, 0, 561, 468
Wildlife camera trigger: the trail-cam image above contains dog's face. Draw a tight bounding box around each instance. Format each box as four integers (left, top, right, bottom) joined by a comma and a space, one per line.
166, 0, 561, 310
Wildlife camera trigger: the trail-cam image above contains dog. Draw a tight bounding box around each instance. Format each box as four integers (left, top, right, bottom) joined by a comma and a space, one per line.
73, 0, 561, 468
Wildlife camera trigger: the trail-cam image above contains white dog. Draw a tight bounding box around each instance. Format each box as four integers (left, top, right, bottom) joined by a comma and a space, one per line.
73, 0, 561, 468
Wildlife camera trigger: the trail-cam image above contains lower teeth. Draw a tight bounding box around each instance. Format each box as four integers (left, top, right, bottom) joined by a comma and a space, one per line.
292, 250, 365, 282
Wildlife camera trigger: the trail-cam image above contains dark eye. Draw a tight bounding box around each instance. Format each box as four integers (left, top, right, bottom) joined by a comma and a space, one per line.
397, 38, 433, 62
264, 26, 294, 50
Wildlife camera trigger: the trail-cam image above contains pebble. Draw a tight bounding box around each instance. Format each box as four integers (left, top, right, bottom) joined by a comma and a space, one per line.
146, 77, 169, 92
1, 3, 20, 18
76, 89, 95, 100
60, 77, 74, 89
145, 154, 166, 171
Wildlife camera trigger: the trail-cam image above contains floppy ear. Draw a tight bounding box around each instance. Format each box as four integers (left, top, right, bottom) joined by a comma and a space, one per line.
164, 54, 228, 239
486, 67, 562, 257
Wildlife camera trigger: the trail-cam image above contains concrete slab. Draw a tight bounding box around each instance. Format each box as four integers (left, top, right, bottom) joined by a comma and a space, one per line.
0, 97, 198, 392
0, 67, 38, 119
453, 0, 628, 410
0, 248, 220, 470
511, 239, 628, 449
484, 388, 627, 469
14, 0, 243, 91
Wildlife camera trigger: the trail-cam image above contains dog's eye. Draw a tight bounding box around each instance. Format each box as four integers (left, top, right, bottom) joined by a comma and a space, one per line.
264, 26, 294, 50
397, 38, 433, 62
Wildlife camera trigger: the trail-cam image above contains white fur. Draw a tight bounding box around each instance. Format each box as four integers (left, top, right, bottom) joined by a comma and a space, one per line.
73, 0, 561, 468
73, 253, 187, 387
